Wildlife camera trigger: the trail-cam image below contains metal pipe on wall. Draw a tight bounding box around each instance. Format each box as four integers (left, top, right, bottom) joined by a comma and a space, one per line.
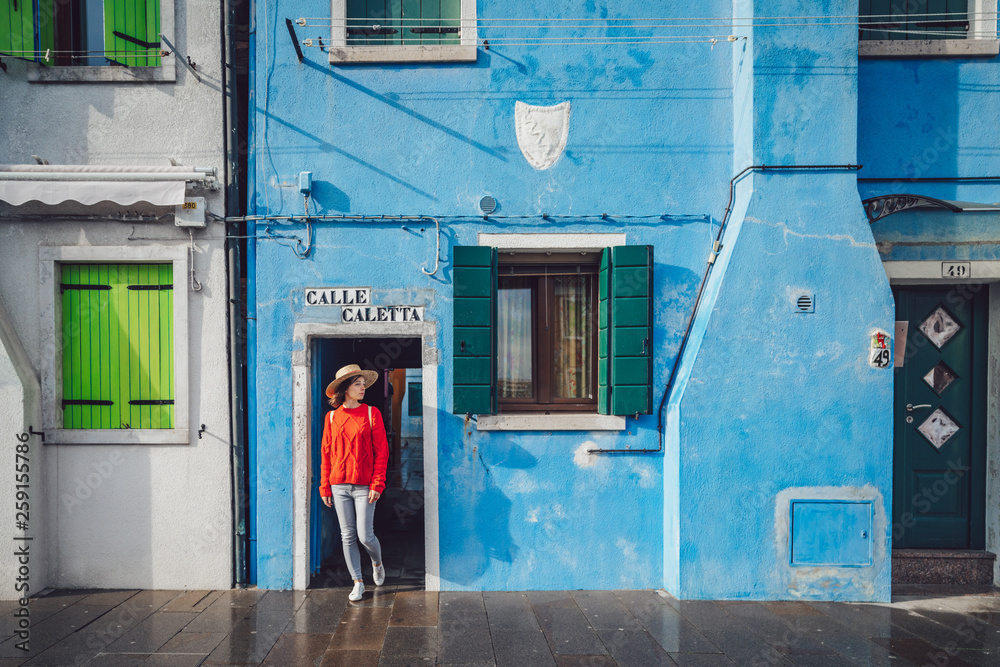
589, 164, 864, 455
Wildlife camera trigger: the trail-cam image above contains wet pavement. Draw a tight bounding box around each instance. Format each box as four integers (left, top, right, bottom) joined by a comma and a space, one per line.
0, 587, 998, 666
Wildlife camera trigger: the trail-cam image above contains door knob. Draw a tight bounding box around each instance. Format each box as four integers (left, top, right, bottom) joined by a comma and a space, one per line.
906, 404, 932, 412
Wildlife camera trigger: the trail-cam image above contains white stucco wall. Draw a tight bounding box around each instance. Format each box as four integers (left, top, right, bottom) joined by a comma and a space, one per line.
0, 0, 232, 596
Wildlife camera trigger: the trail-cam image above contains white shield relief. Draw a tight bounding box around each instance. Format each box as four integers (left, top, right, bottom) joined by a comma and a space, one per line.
515, 101, 570, 170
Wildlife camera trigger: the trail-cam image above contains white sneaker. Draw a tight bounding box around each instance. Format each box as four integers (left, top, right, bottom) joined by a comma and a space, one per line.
348, 581, 365, 601
373, 563, 385, 586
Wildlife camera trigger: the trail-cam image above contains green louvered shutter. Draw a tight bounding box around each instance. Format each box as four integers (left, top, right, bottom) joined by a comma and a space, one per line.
599, 246, 653, 416
104, 0, 160, 67
0, 0, 35, 60
453, 245, 496, 415
597, 249, 611, 413
350, 0, 460, 46
61, 263, 174, 430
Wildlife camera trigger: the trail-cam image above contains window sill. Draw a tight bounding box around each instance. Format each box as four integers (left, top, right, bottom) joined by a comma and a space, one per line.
27, 62, 176, 83
476, 414, 626, 431
859, 39, 1000, 58
44, 428, 190, 445
327, 45, 478, 64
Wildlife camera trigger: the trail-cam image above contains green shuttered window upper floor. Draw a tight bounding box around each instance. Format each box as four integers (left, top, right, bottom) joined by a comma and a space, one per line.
0, 0, 34, 60
347, 0, 461, 45
61, 263, 174, 430
453, 245, 653, 417
2, 0, 160, 66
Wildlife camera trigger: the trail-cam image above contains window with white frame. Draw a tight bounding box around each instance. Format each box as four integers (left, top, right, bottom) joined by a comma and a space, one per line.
452, 236, 653, 419
328, 0, 476, 63
41, 246, 190, 444
859, 0, 999, 56
0, 0, 175, 82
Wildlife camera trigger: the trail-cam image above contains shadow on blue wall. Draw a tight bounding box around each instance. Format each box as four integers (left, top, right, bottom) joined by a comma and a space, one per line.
311, 180, 350, 212
301, 59, 509, 162
255, 104, 439, 203
439, 415, 541, 586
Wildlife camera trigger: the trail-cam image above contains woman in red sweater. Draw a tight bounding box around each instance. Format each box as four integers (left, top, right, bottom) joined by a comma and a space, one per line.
319, 364, 389, 601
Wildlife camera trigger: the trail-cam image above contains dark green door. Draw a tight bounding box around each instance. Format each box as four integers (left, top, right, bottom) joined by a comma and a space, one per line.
893, 286, 987, 549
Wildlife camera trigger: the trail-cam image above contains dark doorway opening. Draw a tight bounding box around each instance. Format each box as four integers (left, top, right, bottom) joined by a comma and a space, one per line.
309, 337, 426, 590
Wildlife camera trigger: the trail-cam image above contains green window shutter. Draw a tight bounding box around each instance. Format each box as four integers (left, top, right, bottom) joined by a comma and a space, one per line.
407, 382, 422, 415
61, 264, 113, 429
348, 0, 460, 45
61, 263, 174, 430
598, 248, 610, 414
1, 0, 35, 60
36, 0, 54, 65
439, 0, 461, 45
600, 246, 653, 416
104, 0, 160, 67
453, 245, 496, 415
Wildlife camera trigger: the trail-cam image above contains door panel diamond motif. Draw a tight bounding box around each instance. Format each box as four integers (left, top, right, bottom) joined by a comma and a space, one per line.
919, 306, 962, 349
923, 362, 958, 395
917, 408, 961, 450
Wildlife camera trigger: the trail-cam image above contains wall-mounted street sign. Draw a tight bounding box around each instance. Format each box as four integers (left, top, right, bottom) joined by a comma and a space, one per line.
305, 287, 370, 306
343, 306, 424, 322
304, 287, 424, 323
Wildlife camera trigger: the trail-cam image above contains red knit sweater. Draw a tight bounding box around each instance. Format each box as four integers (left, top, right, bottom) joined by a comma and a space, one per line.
319, 404, 389, 496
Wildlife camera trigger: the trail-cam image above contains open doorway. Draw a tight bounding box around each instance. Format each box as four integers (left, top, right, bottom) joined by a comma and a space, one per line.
308, 336, 426, 590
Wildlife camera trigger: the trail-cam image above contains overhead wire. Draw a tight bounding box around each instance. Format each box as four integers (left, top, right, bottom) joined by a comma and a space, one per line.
5, 13, 991, 57
294, 12, 997, 49
302, 11, 996, 23
300, 11, 997, 27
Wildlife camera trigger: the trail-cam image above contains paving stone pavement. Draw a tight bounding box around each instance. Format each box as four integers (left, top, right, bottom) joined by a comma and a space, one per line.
0, 587, 998, 666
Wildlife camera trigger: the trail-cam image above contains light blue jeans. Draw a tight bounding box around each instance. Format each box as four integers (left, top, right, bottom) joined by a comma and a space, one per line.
330, 483, 382, 581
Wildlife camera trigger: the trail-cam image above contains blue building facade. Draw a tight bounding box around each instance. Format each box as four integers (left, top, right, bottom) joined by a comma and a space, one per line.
247, 0, 1000, 600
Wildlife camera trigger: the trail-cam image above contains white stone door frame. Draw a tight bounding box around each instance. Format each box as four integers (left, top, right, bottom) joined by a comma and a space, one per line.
883, 260, 1000, 582
291, 321, 440, 591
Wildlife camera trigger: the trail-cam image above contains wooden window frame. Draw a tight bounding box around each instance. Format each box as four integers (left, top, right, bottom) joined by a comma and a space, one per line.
497, 255, 599, 414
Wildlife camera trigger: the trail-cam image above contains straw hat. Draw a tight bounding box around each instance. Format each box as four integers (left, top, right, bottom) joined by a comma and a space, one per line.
325, 364, 379, 398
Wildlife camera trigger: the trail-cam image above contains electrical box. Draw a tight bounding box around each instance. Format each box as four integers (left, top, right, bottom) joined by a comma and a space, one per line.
175, 197, 206, 228
790, 500, 872, 567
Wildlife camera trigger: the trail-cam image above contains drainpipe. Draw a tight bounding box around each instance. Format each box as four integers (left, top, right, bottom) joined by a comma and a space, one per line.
222, 0, 250, 586
243, 0, 258, 586
654, 164, 865, 447
589, 164, 863, 455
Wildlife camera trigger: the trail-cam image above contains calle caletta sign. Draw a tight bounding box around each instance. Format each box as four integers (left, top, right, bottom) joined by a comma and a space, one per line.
304, 287, 424, 322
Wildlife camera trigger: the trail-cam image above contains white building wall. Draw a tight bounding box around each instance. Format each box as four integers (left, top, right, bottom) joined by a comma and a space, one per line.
0, 0, 232, 596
